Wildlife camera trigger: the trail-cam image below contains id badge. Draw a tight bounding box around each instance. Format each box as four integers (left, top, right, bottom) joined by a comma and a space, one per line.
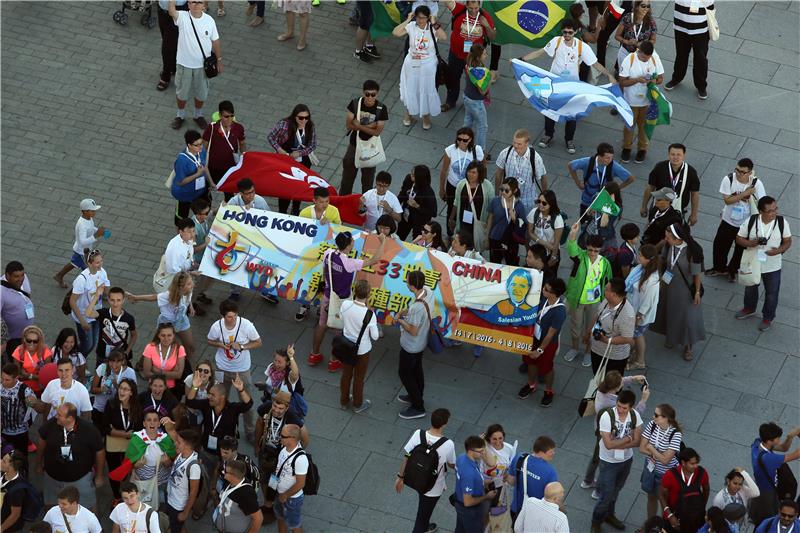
586, 286, 600, 302
613, 449, 626, 461
463, 40, 473, 53
403, 208, 410, 221
756, 249, 768, 263
195, 176, 206, 190
60, 445, 72, 461
534, 323, 542, 340
462, 209, 474, 225
647, 460, 655, 473
268, 473, 279, 490
24, 302, 34, 319
662, 270, 674, 285
207, 435, 218, 451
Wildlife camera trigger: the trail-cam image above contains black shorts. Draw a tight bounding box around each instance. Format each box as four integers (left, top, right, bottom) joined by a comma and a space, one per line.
356, 0, 373, 30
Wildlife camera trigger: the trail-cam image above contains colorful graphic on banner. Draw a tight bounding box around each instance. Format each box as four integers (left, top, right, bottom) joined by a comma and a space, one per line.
199, 206, 543, 354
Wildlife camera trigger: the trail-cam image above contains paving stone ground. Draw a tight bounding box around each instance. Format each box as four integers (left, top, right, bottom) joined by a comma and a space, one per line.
1, 1, 799, 532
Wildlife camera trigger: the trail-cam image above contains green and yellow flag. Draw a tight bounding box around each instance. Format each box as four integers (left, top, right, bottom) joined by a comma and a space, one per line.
370, 1, 404, 39
645, 82, 672, 140
483, 0, 572, 47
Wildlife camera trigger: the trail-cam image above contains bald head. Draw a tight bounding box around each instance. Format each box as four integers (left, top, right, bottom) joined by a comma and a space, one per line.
544, 482, 564, 504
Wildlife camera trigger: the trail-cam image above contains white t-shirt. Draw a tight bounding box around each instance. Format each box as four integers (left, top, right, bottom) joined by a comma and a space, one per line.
91, 365, 137, 412
481, 442, 515, 487
340, 300, 379, 355
526, 208, 565, 246
110, 502, 160, 533
598, 408, 642, 463
619, 51, 665, 107
157, 291, 191, 322
445, 143, 485, 186
70, 268, 111, 323
41, 379, 93, 419
737, 215, 791, 274
207, 317, 260, 372
44, 504, 102, 533
544, 36, 597, 80
164, 233, 195, 274
276, 446, 309, 498
184, 374, 210, 400
168, 452, 203, 510
403, 430, 456, 497
405, 21, 436, 63
720, 174, 765, 228
175, 11, 219, 69
72, 217, 98, 254
362, 188, 402, 230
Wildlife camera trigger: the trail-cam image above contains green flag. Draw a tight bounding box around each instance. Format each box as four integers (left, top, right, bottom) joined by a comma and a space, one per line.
589, 188, 621, 216
369, 1, 404, 39
482, 0, 572, 47
644, 82, 672, 140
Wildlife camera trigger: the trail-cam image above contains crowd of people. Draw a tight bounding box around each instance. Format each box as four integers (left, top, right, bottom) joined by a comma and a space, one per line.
1, 1, 797, 533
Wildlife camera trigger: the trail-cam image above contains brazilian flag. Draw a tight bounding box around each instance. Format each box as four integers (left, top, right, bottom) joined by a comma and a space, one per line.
370, 1, 404, 39
483, 0, 572, 47
644, 82, 672, 140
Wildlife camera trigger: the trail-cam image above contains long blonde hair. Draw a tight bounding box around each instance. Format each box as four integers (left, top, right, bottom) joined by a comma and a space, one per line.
168, 272, 192, 306
18, 325, 48, 358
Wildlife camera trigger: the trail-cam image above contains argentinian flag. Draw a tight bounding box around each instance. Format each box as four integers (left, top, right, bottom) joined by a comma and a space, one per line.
511, 58, 634, 127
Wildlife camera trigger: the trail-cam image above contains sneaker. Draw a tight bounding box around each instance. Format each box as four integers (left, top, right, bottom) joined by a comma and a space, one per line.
425, 524, 438, 533
758, 320, 772, 332
664, 80, 678, 91
399, 407, 426, 419
620, 148, 632, 163
354, 399, 372, 414
196, 293, 213, 305
295, 305, 308, 321
261, 293, 279, 304
518, 383, 536, 399
735, 308, 757, 320
396, 393, 411, 404
635, 150, 646, 163
563, 349, 580, 362
591, 489, 601, 500
364, 44, 381, 58
308, 352, 323, 366
353, 49, 372, 63
518, 362, 528, 374
170, 116, 185, 130
537, 135, 552, 148
605, 515, 625, 530
704, 268, 725, 277
327, 359, 342, 372
697, 89, 708, 100
193, 116, 208, 130
581, 352, 592, 367
541, 390, 554, 407
566, 140, 576, 154
580, 480, 595, 489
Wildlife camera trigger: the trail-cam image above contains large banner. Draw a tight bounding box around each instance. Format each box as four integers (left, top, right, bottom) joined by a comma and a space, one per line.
199, 206, 542, 354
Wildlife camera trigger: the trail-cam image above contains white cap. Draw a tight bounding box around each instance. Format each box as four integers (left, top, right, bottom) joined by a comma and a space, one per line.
79, 198, 101, 211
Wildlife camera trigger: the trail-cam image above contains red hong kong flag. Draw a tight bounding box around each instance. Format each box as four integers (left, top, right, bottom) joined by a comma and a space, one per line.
607, 0, 624, 19
216, 152, 365, 225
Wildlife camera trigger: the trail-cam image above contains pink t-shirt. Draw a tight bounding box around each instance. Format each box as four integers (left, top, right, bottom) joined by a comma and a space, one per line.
142, 343, 186, 387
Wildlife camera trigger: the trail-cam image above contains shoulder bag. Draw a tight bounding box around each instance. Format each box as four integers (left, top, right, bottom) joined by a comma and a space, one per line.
325, 252, 345, 330
152, 254, 174, 293
353, 98, 386, 169
578, 339, 612, 417
429, 25, 448, 88
464, 182, 489, 252
706, 6, 720, 41
331, 307, 374, 366
420, 298, 446, 354
188, 14, 218, 78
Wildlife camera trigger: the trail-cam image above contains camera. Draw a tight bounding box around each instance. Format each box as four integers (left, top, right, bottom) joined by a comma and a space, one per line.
757, 237, 768, 246
592, 328, 608, 341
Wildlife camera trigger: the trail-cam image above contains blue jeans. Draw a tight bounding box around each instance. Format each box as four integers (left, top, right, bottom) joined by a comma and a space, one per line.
455, 500, 486, 533
592, 458, 632, 523
744, 269, 781, 321
75, 320, 100, 356
463, 96, 488, 151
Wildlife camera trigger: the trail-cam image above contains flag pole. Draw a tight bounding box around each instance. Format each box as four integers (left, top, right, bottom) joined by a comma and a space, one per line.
576, 186, 607, 224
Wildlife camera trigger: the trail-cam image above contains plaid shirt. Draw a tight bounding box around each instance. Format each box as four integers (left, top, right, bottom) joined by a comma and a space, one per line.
267, 119, 317, 157
495, 146, 547, 212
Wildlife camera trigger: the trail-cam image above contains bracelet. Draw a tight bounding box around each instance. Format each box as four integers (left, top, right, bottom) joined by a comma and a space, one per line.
663, 507, 670, 512
396, 473, 404, 479
192, 386, 199, 391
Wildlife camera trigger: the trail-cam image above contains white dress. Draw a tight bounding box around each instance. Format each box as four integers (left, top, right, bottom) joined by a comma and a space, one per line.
400, 22, 441, 118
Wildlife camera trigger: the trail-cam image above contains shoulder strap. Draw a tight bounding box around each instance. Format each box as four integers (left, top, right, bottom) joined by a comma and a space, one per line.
60, 509, 75, 533
522, 454, 530, 497
429, 436, 448, 453
187, 15, 208, 61
503, 145, 513, 172
629, 53, 635, 67
777, 216, 784, 237
0, 280, 31, 299
727, 172, 735, 186
554, 36, 562, 54
585, 157, 597, 185
146, 508, 153, 533
429, 24, 442, 61
354, 309, 374, 348
277, 448, 303, 477
289, 449, 308, 475
757, 449, 778, 490
578, 39, 583, 56
746, 214, 759, 237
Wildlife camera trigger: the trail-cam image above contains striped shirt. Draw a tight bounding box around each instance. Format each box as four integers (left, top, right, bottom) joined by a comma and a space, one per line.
515, 497, 570, 533
674, 0, 715, 35
1, 381, 33, 435
642, 421, 682, 474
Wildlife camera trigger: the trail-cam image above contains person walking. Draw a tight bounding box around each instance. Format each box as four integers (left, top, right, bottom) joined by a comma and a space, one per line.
53, 198, 106, 289
618, 41, 664, 164
273, 424, 308, 533
338, 280, 379, 413
625, 244, 660, 370
463, 43, 490, 149
667, 0, 715, 99
68, 249, 110, 356
395, 270, 432, 420
156, 0, 188, 91
267, 104, 317, 215
277, 0, 312, 51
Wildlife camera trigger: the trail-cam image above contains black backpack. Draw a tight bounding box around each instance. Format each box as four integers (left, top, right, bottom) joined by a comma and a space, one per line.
758, 449, 798, 501
291, 450, 320, 496
503, 145, 543, 196
745, 214, 785, 241
645, 420, 686, 452
594, 406, 639, 440
403, 429, 448, 495
673, 465, 707, 529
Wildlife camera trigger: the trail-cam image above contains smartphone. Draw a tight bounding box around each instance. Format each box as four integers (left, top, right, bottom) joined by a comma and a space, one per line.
640, 377, 649, 391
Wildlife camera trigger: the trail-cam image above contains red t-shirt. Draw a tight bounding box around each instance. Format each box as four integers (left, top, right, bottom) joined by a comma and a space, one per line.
660, 467, 709, 518
202, 121, 246, 171
449, 4, 495, 60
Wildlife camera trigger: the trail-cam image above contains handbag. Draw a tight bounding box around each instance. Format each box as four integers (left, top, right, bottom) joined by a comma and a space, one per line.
353, 98, 386, 169
430, 25, 448, 88
706, 6, 720, 41
189, 15, 218, 78
152, 254, 174, 293
325, 252, 345, 329
675, 261, 705, 299
164, 169, 176, 189
737, 247, 762, 286
578, 340, 612, 417
487, 484, 513, 532
106, 435, 130, 453
420, 298, 446, 354
331, 307, 374, 366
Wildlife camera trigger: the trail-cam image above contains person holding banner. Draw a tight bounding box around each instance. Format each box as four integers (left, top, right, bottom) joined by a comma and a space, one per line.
398, 165, 438, 240
486, 177, 526, 266
412, 221, 447, 252
450, 161, 494, 252
307, 231, 386, 372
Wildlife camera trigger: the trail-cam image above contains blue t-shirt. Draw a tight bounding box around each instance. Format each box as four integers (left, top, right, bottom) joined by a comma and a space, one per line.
751, 438, 784, 493
538, 300, 567, 338
172, 148, 208, 202
509, 454, 558, 514
488, 196, 527, 240
571, 156, 632, 207
455, 454, 484, 504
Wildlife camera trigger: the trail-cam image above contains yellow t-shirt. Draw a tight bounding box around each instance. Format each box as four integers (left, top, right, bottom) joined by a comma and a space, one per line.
298, 205, 341, 225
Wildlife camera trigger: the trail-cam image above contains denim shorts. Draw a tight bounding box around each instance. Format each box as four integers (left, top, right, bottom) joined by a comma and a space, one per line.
275, 494, 304, 529
157, 312, 190, 332
640, 462, 663, 495
633, 324, 650, 338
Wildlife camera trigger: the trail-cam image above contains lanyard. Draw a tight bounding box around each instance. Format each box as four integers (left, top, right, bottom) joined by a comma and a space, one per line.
756, 218, 778, 242
219, 123, 236, 152
680, 468, 695, 486
632, 23, 642, 41
120, 407, 130, 431
183, 149, 201, 168
25, 350, 39, 371
1, 473, 19, 489
456, 147, 468, 178
538, 298, 563, 325
669, 245, 684, 270
501, 197, 510, 223
595, 157, 607, 186
413, 23, 429, 51
150, 395, 161, 413
210, 408, 223, 435
668, 163, 684, 189
157, 344, 172, 370
464, 11, 479, 37
269, 416, 282, 443
295, 129, 305, 149
126, 502, 143, 533
465, 182, 479, 213
218, 478, 246, 509
63, 426, 73, 446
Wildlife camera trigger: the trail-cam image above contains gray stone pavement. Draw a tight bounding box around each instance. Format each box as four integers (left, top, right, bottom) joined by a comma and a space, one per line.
1, 1, 799, 531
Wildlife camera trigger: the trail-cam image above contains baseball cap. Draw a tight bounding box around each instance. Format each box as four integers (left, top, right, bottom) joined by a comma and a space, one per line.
79, 198, 102, 211
651, 187, 677, 202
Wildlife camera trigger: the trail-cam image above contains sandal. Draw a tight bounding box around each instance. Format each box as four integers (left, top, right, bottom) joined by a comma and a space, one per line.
277, 33, 294, 41
297, 42, 307, 51
156, 79, 169, 91
217, 7, 226, 16
682, 348, 693, 361
440, 102, 452, 112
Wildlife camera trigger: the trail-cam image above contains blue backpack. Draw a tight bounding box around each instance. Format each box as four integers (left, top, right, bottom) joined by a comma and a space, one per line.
8, 478, 44, 522
286, 376, 308, 423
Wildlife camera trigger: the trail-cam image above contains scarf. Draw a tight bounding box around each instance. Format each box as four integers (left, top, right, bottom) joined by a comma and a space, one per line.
108, 429, 177, 481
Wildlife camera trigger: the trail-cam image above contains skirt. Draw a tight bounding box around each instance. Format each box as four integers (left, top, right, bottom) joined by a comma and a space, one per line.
283, 0, 312, 14
399, 55, 441, 118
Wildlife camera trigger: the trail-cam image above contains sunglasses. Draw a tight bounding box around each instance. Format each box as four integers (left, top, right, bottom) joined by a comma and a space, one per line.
562, 30, 575, 35
639, 3, 651, 8
87, 249, 102, 259
24, 338, 39, 344
296, 115, 310, 121
421, 228, 431, 234
198, 368, 211, 374
220, 114, 234, 119
536, 200, 548, 206
457, 137, 471, 143
499, 187, 511, 193
364, 91, 378, 97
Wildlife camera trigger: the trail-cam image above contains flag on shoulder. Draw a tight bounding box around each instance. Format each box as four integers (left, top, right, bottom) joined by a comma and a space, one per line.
589, 188, 621, 217
467, 66, 491, 93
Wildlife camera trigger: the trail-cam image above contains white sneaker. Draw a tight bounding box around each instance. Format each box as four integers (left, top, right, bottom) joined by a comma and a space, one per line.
580, 480, 595, 489
581, 352, 592, 367
564, 349, 580, 362
591, 489, 601, 500
353, 399, 372, 414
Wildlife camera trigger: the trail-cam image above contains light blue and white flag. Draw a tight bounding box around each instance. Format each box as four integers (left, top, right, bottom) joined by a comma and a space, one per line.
511, 58, 634, 127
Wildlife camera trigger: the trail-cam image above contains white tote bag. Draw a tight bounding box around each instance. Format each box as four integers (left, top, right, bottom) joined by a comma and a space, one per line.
325, 252, 344, 330
578, 341, 612, 418
737, 247, 762, 287
706, 7, 720, 41
152, 254, 174, 293
353, 98, 386, 169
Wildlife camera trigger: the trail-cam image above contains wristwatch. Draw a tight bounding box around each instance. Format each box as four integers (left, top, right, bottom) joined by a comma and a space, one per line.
536, 347, 544, 354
